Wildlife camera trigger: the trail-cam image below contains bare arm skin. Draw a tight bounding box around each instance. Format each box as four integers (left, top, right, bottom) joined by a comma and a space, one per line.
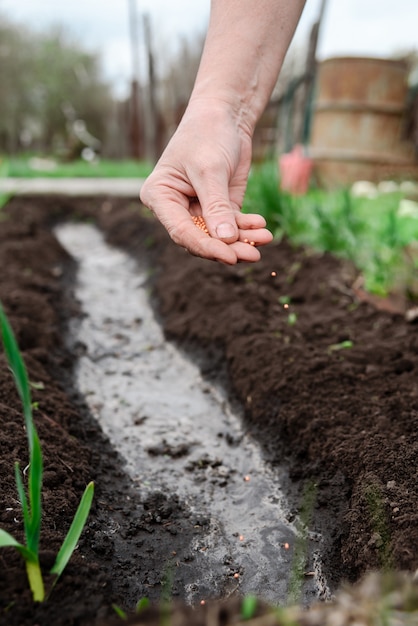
140, 0, 306, 264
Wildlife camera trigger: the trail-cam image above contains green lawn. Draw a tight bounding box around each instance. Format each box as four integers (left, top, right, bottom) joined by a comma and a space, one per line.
1, 155, 153, 179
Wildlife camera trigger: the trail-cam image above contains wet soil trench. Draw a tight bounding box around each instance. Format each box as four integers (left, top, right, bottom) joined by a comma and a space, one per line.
55, 222, 329, 606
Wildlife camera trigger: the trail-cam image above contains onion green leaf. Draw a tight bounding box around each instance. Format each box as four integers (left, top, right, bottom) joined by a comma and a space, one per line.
0, 301, 94, 602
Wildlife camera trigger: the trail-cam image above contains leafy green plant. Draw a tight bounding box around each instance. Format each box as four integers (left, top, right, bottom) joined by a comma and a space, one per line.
243, 161, 418, 298
244, 162, 309, 241
0, 301, 94, 602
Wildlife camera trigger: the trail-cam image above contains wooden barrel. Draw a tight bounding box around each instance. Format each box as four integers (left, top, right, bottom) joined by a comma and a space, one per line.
309, 57, 417, 187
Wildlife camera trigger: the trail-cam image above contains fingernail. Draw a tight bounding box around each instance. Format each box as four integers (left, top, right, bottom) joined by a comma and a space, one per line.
216, 222, 236, 239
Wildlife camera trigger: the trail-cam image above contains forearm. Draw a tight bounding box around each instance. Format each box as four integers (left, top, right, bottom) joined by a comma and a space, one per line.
190, 0, 306, 134
140, 0, 304, 263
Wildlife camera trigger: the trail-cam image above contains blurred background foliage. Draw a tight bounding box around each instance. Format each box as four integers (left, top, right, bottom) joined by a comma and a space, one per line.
244, 161, 418, 299
0, 11, 204, 160
0, 17, 114, 156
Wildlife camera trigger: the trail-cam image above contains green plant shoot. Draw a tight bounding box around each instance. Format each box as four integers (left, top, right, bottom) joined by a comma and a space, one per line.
241, 595, 258, 620
0, 301, 94, 602
287, 312, 297, 326
328, 340, 353, 352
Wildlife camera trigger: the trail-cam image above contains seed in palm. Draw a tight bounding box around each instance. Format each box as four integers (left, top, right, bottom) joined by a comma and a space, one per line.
192, 215, 210, 235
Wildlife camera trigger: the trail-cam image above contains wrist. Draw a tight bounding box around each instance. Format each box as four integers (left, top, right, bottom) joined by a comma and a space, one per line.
189, 84, 260, 137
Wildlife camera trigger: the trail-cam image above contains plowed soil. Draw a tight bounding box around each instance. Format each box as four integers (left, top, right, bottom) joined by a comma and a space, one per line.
0, 195, 417, 626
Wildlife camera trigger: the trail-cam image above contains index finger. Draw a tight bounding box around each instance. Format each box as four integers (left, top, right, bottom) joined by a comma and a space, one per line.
142, 189, 239, 264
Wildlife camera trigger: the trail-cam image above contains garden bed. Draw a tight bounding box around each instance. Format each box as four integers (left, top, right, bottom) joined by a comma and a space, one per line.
0, 195, 417, 625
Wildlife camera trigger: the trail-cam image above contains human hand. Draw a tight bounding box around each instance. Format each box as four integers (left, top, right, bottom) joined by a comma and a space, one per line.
139, 98, 273, 264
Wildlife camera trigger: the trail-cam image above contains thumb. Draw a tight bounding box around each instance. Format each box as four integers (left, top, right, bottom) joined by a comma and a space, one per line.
191, 161, 240, 241
211, 217, 238, 242
198, 191, 239, 244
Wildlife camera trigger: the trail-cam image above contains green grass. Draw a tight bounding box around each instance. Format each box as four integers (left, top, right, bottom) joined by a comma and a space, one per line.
243, 161, 418, 297
0, 302, 94, 602
0, 158, 11, 210
2, 155, 153, 179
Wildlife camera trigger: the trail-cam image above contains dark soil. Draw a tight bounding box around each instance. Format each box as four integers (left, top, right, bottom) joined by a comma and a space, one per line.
0, 195, 417, 626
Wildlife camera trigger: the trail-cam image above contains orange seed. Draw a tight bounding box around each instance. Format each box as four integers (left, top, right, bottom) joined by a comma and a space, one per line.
192, 215, 209, 235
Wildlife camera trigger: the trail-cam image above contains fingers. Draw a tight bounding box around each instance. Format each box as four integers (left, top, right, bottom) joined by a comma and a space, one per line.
140, 162, 272, 264
236, 212, 268, 229
189, 212, 272, 263
141, 184, 272, 264
189, 228, 269, 264
229, 241, 262, 262
235, 212, 273, 247
238, 228, 273, 247
199, 201, 239, 244
141, 190, 239, 264
188, 167, 240, 243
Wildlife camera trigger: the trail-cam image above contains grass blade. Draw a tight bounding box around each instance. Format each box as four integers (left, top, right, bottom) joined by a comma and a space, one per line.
136, 597, 150, 613
0, 301, 45, 601
0, 529, 44, 601
0, 302, 34, 447
26, 559, 45, 602
112, 604, 127, 620
50, 481, 94, 578
0, 529, 36, 562
27, 433, 43, 554
14, 462, 31, 540
0, 528, 24, 550
1, 302, 43, 554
